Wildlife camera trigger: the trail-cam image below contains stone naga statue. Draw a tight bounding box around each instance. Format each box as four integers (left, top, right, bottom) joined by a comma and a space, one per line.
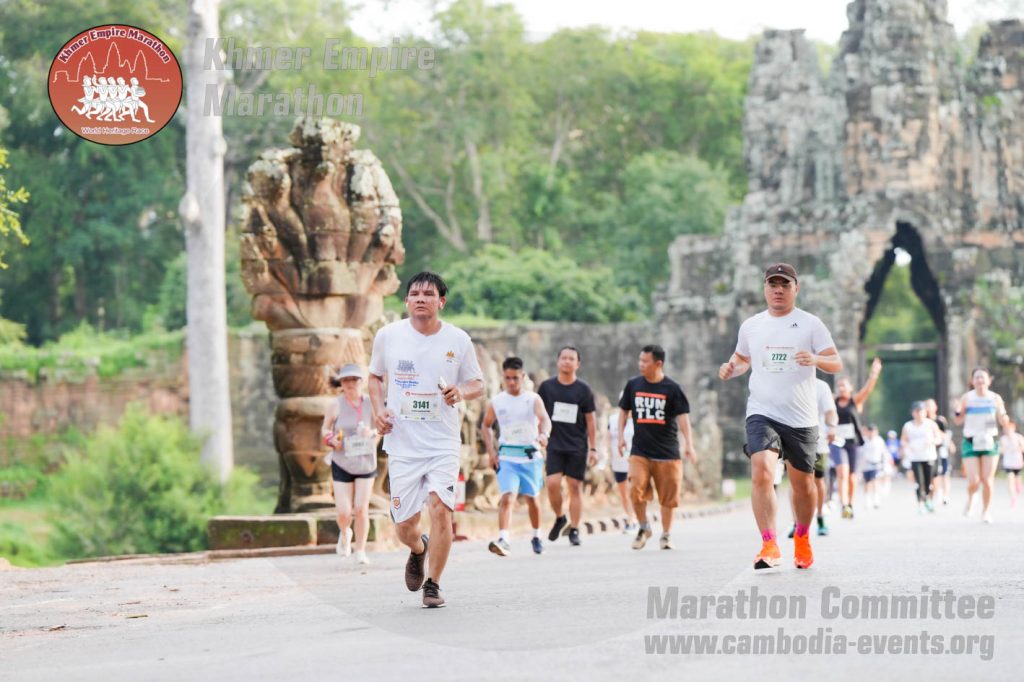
240, 118, 404, 512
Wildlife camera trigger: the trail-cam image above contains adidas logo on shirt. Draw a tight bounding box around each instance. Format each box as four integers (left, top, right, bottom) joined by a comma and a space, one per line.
790, 323, 799, 328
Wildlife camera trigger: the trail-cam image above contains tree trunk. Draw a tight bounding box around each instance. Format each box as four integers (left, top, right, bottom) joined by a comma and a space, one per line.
180, 0, 233, 483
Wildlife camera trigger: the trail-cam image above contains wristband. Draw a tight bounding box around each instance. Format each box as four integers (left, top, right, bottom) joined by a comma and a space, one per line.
589, 447, 597, 452
323, 433, 333, 447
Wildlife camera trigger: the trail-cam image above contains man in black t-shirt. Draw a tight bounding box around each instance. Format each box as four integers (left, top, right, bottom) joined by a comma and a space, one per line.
538, 346, 597, 546
617, 344, 697, 551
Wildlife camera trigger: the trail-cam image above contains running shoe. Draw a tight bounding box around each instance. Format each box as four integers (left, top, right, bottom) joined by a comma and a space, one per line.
405, 534, 429, 592
754, 539, 781, 569
631, 527, 653, 550
794, 534, 814, 569
488, 538, 511, 557
924, 500, 935, 513
786, 524, 796, 539
548, 515, 568, 541
983, 512, 993, 524
422, 578, 445, 608
622, 522, 637, 534
816, 523, 829, 537
531, 537, 543, 554
964, 498, 975, 517
659, 533, 674, 550
568, 527, 582, 546
353, 550, 370, 565
336, 527, 352, 556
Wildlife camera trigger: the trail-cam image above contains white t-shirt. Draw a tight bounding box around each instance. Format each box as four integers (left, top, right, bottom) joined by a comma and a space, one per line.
815, 379, 837, 453
1001, 432, 1024, 469
369, 319, 483, 459
491, 390, 542, 463
608, 413, 635, 473
860, 435, 887, 471
903, 419, 938, 463
736, 308, 836, 428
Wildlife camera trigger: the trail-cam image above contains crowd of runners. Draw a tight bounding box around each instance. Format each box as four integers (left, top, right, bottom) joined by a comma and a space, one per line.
321, 267, 1022, 608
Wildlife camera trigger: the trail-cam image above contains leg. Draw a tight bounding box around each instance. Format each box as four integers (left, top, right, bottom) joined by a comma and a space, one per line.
979, 455, 998, 516
498, 492, 514, 532
836, 463, 850, 506
395, 512, 426, 553
815, 477, 826, 516
654, 459, 682, 535
628, 456, 652, 528
750, 449, 780, 535
546, 473, 564, 517
1008, 472, 1018, 503
426, 492, 453, 582
964, 457, 980, 513
525, 495, 541, 529
352, 477, 374, 552
332, 480, 354, 545
566, 477, 583, 528
788, 465, 816, 528
845, 445, 858, 506
617, 480, 636, 523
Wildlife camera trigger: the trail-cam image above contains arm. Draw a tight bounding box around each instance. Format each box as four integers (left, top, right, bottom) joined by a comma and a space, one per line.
932, 422, 944, 446
586, 411, 598, 466
852, 357, 883, 410
441, 377, 485, 405
996, 395, 1010, 428
617, 408, 630, 456
677, 413, 698, 463
795, 347, 842, 374
533, 396, 551, 449
320, 401, 340, 451
719, 352, 751, 381
482, 403, 499, 469
824, 408, 838, 442
368, 373, 394, 434
952, 394, 966, 427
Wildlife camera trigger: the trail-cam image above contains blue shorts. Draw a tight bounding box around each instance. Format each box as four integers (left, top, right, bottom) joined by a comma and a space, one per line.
497, 458, 544, 497
862, 469, 879, 483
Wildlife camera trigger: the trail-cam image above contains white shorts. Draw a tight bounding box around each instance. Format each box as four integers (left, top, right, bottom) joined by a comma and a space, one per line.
387, 454, 460, 524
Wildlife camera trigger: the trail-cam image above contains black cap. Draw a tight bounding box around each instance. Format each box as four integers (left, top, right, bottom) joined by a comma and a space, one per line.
764, 263, 798, 283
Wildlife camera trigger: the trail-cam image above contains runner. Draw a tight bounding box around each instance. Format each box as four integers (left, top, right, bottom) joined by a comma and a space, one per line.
481, 357, 551, 556
788, 378, 836, 538
859, 424, 887, 509
833, 357, 883, 519
900, 401, 942, 514
719, 263, 842, 570
617, 345, 697, 551
954, 367, 1010, 523
883, 429, 900, 495
925, 398, 954, 506
1000, 421, 1024, 508
368, 272, 484, 608
538, 346, 597, 546
320, 363, 379, 565
608, 396, 637, 533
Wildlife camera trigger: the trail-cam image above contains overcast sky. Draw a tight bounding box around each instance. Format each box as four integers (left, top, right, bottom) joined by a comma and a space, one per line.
351, 0, 1019, 44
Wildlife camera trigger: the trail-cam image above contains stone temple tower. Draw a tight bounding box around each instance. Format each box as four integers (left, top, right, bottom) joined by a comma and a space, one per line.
655, 0, 1024, 473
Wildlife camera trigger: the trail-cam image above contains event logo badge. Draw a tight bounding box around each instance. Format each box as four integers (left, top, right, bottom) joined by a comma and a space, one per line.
48, 25, 182, 145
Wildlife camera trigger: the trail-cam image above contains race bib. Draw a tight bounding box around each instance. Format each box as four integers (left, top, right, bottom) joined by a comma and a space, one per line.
502, 421, 536, 445
972, 434, 995, 452
344, 436, 375, 457
551, 402, 579, 424
762, 346, 797, 373
835, 424, 856, 441
400, 392, 442, 422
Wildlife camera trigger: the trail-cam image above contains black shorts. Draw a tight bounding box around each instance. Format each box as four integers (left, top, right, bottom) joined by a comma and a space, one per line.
814, 451, 827, 479
331, 461, 377, 483
744, 415, 818, 474
546, 449, 587, 481
1005, 466, 1022, 475
613, 471, 628, 484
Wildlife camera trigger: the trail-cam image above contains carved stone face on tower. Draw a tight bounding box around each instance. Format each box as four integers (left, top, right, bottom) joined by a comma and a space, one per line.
240, 117, 406, 332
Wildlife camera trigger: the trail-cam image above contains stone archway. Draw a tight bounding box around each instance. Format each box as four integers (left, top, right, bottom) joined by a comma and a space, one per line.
654, 4, 1024, 484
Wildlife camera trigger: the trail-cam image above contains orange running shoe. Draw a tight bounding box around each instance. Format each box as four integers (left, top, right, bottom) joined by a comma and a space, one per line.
794, 534, 814, 569
754, 539, 781, 569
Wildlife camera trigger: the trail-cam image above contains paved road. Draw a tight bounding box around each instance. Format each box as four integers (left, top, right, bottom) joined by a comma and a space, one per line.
3, 477, 1022, 681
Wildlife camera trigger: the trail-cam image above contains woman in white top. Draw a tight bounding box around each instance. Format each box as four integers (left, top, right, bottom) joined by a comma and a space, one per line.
1000, 421, 1024, 508
953, 367, 1009, 523
900, 401, 943, 514
320, 364, 380, 563
607, 406, 636, 532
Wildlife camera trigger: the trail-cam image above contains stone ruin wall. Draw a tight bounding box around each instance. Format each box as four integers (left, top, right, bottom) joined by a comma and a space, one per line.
656, 0, 1024, 470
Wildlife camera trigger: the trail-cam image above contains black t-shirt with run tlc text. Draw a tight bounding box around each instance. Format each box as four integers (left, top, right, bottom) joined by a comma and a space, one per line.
538, 377, 596, 455
618, 375, 690, 460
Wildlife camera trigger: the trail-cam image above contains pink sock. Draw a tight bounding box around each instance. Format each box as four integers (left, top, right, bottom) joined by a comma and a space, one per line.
794, 523, 810, 538
761, 529, 776, 542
